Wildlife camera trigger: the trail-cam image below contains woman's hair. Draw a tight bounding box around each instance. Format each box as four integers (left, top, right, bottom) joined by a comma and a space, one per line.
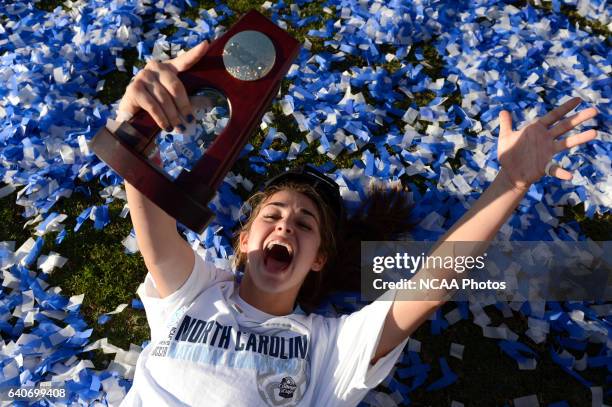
232, 180, 414, 312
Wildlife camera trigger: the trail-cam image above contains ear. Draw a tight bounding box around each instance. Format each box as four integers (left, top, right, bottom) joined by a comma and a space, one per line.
239, 231, 249, 254
311, 252, 327, 272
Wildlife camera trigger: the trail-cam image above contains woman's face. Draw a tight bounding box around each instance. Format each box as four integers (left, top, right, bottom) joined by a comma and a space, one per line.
240, 189, 326, 295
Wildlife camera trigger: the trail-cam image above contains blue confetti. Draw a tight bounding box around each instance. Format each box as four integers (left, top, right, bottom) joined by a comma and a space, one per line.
426, 358, 458, 391
0, 0, 609, 404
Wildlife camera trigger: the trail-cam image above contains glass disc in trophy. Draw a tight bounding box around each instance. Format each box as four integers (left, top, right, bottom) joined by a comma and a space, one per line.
222, 31, 276, 81
157, 89, 230, 179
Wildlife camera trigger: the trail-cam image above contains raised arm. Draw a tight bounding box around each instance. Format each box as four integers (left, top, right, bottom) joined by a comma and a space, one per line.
124, 183, 194, 298
373, 98, 599, 362
118, 41, 210, 298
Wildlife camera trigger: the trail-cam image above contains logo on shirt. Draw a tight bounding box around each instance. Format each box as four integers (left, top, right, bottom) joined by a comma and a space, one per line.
278, 377, 297, 399
254, 349, 309, 406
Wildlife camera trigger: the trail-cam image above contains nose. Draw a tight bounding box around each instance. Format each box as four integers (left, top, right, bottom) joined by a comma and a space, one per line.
275, 218, 293, 234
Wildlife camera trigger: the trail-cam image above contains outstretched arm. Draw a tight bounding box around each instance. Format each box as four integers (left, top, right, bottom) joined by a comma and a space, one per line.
373, 97, 599, 362
119, 41, 210, 298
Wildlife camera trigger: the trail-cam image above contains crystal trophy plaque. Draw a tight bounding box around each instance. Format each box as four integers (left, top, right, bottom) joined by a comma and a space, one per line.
91, 10, 300, 233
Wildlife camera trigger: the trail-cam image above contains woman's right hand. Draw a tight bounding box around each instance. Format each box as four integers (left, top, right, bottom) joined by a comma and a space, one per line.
117, 40, 210, 133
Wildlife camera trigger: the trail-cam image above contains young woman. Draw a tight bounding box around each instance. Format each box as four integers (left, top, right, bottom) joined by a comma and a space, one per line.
116, 41, 599, 406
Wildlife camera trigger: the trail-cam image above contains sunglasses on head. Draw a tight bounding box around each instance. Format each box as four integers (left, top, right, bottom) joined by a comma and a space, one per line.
264, 165, 344, 224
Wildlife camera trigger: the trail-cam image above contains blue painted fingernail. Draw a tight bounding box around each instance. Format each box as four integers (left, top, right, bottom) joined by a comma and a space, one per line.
187, 114, 194, 123
165, 126, 173, 132
178, 124, 186, 132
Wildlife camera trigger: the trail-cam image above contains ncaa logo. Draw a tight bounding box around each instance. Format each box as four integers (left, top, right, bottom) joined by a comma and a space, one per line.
256, 359, 309, 405
279, 377, 297, 398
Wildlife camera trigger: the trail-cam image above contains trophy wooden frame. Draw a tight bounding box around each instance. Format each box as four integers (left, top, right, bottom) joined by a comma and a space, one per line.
91, 10, 300, 233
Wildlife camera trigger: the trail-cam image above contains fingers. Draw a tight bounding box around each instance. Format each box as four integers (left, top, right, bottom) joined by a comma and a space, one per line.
549, 107, 598, 138
157, 68, 193, 124
130, 80, 173, 131
547, 127, 597, 181
123, 61, 194, 131
168, 40, 210, 72
144, 73, 183, 130
118, 41, 209, 131
539, 97, 581, 127
549, 164, 573, 181
554, 129, 598, 153
499, 110, 513, 135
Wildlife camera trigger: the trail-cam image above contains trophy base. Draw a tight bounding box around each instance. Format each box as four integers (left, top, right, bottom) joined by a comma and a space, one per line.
91, 126, 215, 233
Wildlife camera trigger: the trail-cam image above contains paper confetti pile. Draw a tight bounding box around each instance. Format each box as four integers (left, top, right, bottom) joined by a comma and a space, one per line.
0, 0, 610, 405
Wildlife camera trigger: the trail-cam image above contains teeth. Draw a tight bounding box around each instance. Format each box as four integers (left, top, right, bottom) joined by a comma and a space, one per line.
266, 240, 293, 255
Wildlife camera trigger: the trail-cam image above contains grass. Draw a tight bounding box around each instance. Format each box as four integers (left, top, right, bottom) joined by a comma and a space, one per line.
407, 302, 608, 406
0, 182, 150, 368
519, 0, 612, 40
3, 0, 610, 404
562, 204, 612, 241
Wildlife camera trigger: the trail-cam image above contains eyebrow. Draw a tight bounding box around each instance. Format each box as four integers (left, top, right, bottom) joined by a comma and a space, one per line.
264, 202, 319, 222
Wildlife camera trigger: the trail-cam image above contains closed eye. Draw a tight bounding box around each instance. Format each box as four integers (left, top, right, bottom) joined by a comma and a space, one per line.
263, 214, 313, 231
298, 222, 312, 231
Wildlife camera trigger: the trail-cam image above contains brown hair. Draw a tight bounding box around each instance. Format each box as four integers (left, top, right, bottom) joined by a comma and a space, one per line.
233, 180, 414, 312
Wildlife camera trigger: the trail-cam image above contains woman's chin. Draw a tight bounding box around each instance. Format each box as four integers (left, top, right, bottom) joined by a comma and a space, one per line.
251, 264, 298, 293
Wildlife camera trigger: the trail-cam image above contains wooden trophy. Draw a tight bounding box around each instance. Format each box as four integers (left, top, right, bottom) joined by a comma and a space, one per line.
91, 10, 300, 233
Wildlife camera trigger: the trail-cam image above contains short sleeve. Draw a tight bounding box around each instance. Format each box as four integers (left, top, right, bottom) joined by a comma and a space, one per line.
316, 289, 408, 404
136, 248, 233, 341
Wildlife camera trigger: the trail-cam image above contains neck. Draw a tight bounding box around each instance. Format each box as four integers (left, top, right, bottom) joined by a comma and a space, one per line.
238, 273, 299, 316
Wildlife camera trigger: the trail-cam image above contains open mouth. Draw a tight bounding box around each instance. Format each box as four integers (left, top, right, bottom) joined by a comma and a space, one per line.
263, 241, 293, 273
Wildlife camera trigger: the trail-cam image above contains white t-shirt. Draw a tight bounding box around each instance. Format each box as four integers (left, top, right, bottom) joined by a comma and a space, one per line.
121, 249, 408, 407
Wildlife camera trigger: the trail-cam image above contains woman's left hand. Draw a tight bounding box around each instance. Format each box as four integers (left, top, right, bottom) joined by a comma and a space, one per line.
497, 97, 598, 191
